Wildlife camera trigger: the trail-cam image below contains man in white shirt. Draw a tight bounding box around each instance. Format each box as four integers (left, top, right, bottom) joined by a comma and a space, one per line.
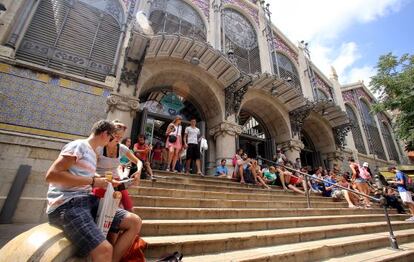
184, 118, 202, 175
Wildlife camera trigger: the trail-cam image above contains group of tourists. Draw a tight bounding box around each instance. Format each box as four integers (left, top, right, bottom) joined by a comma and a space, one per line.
227, 148, 414, 219
44, 116, 208, 261
44, 119, 414, 260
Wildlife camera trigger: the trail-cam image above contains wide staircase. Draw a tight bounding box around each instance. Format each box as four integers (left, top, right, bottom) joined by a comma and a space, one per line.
2, 171, 414, 261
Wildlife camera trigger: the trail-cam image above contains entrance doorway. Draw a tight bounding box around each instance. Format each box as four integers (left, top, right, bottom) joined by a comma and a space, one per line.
238, 110, 273, 160
300, 131, 323, 169
132, 90, 206, 172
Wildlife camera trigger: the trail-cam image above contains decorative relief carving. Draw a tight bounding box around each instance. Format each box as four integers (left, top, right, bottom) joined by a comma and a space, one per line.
314, 72, 334, 100
326, 151, 345, 162
224, 74, 252, 118
342, 90, 355, 103
106, 93, 140, 117
209, 121, 243, 138
289, 101, 314, 135
191, 0, 210, 19
280, 139, 304, 152
333, 123, 351, 150
222, 0, 259, 25
273, 35, 298, 63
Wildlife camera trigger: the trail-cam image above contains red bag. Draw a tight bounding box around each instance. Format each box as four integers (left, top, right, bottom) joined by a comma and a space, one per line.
121, 235, 147, 262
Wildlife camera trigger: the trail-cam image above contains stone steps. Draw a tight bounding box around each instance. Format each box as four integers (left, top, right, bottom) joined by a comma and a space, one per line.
134, 206, 395, 220
324, 241, 414, 262
131, 186, 331, 201
182, 228, 414, 262
131, 195, 349, 209
143, 222, 414, 258
141, 214, 408, 236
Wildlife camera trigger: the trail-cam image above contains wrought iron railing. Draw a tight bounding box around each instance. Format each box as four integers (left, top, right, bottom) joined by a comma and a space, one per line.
257, 156, 400, 250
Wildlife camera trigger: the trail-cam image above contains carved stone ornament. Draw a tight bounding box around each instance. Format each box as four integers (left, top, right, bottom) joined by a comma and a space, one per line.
280, 139, 304, 152
289, 101, 314, 135
106, 93, 140, 117
333, 123, 351, 150
225, 74, 253, 119
120, 67, 139, 86
326, 151, 345, 162
209, 122, 243, 139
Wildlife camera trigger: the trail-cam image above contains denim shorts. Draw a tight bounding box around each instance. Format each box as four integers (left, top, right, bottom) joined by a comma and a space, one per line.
48, 195, 128, 257
355, 177, 366, 183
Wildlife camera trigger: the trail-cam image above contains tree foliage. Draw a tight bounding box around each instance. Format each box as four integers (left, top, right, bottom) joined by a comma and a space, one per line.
370, 53, 414, 151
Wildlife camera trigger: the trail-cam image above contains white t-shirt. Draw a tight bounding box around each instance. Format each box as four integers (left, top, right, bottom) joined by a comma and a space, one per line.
185, 126, 200, 144
96, 144, 130, 178
46, 139, 97, 214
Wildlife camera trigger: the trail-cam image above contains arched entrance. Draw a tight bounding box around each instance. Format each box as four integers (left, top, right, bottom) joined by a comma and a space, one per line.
300, 131, 321, 168
301, 113, 336, 169
238, 110, 271, 159
239, 89, 291, 160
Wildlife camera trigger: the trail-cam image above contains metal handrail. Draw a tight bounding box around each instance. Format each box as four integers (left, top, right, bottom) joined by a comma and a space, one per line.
257, 156, 399, 249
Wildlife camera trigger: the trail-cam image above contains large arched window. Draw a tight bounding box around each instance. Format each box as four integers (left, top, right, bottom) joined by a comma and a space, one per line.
15, 0, 124, 81
222, 8, 261, 74
149, 0, 206, 41
381, 121, 399, 162
273, 52, 301, 90
360, 100, 386, 160
345, 104, 367, 154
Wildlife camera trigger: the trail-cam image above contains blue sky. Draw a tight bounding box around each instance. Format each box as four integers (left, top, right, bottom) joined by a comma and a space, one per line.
269, 0, 414, 86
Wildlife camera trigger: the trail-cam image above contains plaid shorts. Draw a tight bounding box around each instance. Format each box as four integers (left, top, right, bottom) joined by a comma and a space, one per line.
48, 195, 128, 257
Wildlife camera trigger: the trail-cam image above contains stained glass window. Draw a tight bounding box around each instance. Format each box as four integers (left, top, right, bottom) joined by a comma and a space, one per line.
149, 0, 206, 41
15, 0, 123, 81
360, 100, 386, 159
222, 8, 261, 74
273, 52, 301, 91
381, 120, 400, 162
345, 104, 367, 154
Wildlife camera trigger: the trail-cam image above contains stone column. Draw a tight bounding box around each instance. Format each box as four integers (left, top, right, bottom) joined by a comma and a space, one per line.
106, 93, 140, 130
280, 138, 304, 163
210, 0, 222, 50
209, 121, 242, 176
326, 150, 345, 170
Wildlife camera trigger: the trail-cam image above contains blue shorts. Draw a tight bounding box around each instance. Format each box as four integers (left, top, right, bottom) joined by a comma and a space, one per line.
355, 177, 366, 183
48, 195, 128, 257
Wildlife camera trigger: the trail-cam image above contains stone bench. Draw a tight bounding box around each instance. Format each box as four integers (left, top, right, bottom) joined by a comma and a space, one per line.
0, 223, 79, 262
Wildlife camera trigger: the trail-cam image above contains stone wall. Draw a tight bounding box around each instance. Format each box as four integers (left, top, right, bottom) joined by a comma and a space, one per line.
0, 63, 109, 138
0, 132, 66, 223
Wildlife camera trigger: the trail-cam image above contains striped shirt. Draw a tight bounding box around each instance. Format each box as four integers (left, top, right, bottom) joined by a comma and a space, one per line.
46, 139, 97, 214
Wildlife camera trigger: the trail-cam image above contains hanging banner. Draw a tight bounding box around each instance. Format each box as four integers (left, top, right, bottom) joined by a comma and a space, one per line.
160, 92, 184, 116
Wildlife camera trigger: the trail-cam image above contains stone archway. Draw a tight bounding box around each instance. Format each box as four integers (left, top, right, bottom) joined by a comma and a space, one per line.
301, 112, 337, 168
139, 58, 225, 125
239, 89, 291, 160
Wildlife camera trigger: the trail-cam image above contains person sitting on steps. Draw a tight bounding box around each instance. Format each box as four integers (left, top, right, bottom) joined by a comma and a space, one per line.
45, 120, 142, 262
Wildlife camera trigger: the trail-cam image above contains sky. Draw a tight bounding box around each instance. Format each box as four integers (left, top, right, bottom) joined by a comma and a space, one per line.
269, 0, 414, 87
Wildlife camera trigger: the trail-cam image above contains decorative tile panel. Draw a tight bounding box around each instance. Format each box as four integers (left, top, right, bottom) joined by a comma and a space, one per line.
0, 65, 109, 137
191, 0, 210, 20
314, 73, 333, 99
273, 35, 298, 63
342, 90, 355, 104
223, 0, 259, 25
356, 88, 373, 103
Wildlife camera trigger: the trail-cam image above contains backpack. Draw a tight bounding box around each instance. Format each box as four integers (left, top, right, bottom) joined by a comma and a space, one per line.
156, 251, 183, 262
357, 164, 371, 180
121, 235, 147, 262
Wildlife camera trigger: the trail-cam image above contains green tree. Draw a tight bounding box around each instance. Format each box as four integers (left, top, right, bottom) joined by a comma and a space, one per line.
370, 53, 414, 151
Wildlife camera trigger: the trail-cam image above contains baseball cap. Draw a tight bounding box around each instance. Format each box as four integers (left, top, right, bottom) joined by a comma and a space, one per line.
362, 162, 369, 167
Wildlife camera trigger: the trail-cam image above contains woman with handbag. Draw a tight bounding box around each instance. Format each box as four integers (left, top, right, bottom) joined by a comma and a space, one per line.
165, 116, 183, 172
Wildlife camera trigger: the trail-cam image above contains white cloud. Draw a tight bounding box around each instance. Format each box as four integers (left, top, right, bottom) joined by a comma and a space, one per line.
268, 0, 404, 85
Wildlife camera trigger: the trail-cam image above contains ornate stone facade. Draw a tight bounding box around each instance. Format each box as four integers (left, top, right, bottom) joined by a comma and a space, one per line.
106, 93, 140, 117
209, 121, 243, 139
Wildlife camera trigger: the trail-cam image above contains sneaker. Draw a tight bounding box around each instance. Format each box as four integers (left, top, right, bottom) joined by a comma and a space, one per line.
165, 168, 170, 172
150, 176, 157, 182
405, 216, 414, 222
